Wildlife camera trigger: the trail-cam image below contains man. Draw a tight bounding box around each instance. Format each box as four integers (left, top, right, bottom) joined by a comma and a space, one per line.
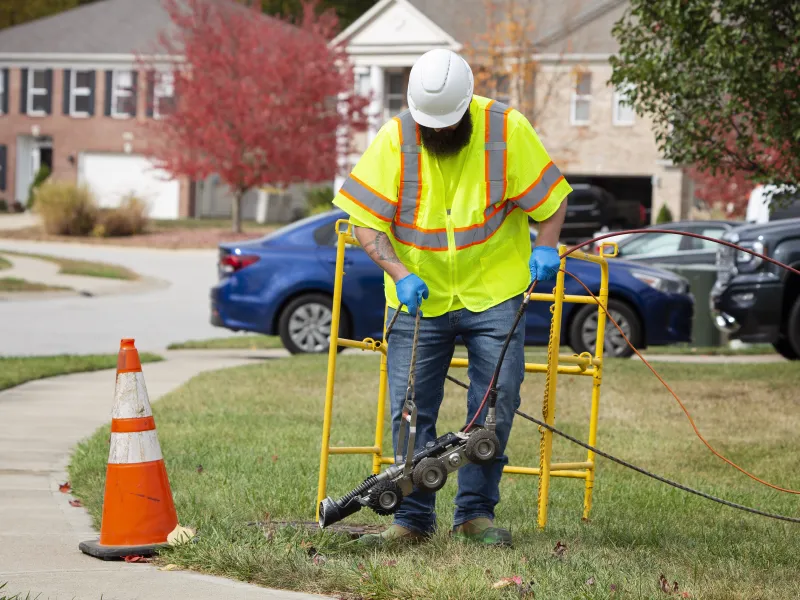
331, 49, 570, 547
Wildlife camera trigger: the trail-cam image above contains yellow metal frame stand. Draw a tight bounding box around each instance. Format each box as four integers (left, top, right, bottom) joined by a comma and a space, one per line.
316, 219, 618, 528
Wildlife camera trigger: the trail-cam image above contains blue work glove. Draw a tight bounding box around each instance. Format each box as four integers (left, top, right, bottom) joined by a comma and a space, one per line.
529, 246, 560, 283
396, 273, 429, 315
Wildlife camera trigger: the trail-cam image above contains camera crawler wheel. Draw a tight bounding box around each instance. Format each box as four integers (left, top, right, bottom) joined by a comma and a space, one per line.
412, 457, 448, 493
465, 428, 500, 465
366, 479, 403, 516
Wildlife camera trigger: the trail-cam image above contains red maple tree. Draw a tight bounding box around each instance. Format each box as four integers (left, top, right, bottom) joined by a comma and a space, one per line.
140, 0, 368, 232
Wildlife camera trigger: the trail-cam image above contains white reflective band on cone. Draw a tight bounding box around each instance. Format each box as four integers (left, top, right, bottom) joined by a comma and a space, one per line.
112, 372, 153, 419
108, 430, 163, 464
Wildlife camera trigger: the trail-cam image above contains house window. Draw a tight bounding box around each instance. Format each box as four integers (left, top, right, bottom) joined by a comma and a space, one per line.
28, 68, 50, 116
356, 72, 371, 98
385, 71, 406, 119
70, 70, 93, 117
153, 72, 174, 119
613, 83, 636, 126
570, 71, 592, 125
111, 70, 135, 117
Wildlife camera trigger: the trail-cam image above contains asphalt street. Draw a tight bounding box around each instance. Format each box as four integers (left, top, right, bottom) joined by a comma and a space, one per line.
0, 240, 234, 356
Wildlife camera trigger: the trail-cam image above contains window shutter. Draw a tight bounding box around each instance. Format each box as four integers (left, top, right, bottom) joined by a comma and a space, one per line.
104, 70, 112, 116
129, 71, 138, 116
43, 69, 53, 114
63, 69, 72, 115
146, 70, 155, 118
1, 69, 8, 114
0, 145, 6, 191
87, 71, 96, 116
20, 68, 28, 114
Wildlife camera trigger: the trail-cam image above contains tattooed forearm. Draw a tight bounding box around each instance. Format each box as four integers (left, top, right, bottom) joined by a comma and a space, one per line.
354, 226, 410, 282
373, 232, 402, 264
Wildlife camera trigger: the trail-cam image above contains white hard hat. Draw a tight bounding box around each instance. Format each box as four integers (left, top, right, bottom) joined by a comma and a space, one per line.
407, 49, 474, 128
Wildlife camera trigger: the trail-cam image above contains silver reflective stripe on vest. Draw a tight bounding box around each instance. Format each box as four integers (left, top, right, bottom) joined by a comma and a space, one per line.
486, 101, 509, 206
397, 112, 421, 226
512, 161, 564, 212
341, 176, 396, 222
391, 223, 449, 250
453, 202, 515, 249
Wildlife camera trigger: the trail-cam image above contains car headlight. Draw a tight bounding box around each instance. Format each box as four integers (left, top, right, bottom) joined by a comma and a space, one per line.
735, 240, 765, 270
631, 270, 688, 294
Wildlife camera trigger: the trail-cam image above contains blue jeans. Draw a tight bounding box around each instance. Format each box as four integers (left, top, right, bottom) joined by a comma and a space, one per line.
385, 293, 525, 535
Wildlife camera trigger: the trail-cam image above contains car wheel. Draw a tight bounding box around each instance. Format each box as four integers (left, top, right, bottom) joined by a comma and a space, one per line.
277, 293, 349, 355
782, 295, 800, 360
772, 337, 798, 360
568, 299, 642, 359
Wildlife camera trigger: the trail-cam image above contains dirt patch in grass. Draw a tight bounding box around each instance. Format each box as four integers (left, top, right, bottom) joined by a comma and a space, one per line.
0, 353, 163, 391
69, 353, 800, 599
1, 218, 279, 249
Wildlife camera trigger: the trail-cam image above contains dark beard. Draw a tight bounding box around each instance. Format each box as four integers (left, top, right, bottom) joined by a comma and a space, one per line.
419, 110, 473, 158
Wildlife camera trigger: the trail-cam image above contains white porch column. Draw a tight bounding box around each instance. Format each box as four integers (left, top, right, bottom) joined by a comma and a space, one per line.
369, 65, 385, 143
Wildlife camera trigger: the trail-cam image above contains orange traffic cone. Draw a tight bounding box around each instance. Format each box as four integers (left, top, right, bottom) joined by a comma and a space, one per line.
79, 339, 179, 559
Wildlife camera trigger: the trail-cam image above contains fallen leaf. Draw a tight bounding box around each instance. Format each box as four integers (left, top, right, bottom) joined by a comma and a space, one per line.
159, 564, 180, 571
167, 525, 196, 546
58, 482, 71, 493
492, 576, 522, 589
312, 553, 327, 566
610, 584, 618, 593
382, 560, 397, 567
123, 555, 150, 563
659, 574, 680, 594
263, 512, 271, 522
552, 541, 567, 558
69, 499, 82, 507
518, 582, 535, 598
196, 464, 204, 474
673, 582, 680, 593
586, 577, 596, 586
264, 529, 275, 542
271, 455, 279, 463
681, 593, 692, 599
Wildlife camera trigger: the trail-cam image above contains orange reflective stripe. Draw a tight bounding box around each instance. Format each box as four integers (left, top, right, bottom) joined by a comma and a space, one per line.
111, 416, 156, 433
511, 161, 565, 213
340, 174, 396, 222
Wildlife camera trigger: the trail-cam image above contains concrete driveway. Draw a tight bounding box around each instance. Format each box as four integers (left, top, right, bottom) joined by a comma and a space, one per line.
0, 240, 234, 356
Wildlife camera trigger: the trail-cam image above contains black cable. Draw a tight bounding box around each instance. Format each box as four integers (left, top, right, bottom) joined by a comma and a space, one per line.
513, 409, 800, 525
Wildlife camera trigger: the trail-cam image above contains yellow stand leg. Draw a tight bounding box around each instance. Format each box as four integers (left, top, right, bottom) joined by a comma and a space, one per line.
537, 249, 568, 529
372, 304, 389, 475
315, 225, 348, 522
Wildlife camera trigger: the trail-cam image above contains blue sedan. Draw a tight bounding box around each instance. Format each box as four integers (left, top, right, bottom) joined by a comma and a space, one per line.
211, 210, 694, 358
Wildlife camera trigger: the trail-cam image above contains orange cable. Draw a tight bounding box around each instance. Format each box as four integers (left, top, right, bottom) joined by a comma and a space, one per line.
563, 269, 800, 496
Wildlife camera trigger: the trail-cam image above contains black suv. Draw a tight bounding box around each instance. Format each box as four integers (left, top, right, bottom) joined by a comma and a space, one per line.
710, 218, 800, 359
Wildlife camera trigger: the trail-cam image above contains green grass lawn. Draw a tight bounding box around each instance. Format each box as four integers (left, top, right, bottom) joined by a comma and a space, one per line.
0, 251, 139, 280
167, 335, 285, 350
0, 353, 163, 391
149, 218, 277, 233
0, 277, 71, 293
0, 255, 11, 270
643, 343, 776, 356
69, 354, 800, 599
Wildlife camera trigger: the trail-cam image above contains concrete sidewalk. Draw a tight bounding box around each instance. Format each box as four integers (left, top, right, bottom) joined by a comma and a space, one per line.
0, 251, 167, 298
0, 351, 331, 600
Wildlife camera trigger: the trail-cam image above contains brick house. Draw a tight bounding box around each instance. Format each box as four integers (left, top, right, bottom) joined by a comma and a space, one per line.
0, 0, 199, 218
334, 0, 694, 224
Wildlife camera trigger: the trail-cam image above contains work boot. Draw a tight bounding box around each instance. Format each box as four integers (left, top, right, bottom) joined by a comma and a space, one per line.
356, 524, 429, 548
452, 517, 512, 547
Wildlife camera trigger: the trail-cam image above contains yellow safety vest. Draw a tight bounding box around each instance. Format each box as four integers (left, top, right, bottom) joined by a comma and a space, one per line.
332, 94, 572, 317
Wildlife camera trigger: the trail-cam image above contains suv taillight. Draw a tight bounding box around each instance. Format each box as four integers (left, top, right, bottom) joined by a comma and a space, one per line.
220, 254, 260, 275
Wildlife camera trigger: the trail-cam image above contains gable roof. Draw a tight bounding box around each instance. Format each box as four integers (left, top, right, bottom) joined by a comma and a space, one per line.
0, 0, 174, 56
337, 0, 628, 57
0, 0, 285, 58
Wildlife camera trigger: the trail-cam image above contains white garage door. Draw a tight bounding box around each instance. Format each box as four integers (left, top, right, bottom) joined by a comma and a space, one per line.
78, 153, 180, 219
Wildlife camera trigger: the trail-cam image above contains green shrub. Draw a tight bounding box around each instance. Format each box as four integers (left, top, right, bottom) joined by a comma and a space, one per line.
305, 186, 334, 214
34, 181, 98, 235
656, 203, 674, 224
94, 194, 149, 237
27, 164, 51, 209
0, 198, 7, 213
